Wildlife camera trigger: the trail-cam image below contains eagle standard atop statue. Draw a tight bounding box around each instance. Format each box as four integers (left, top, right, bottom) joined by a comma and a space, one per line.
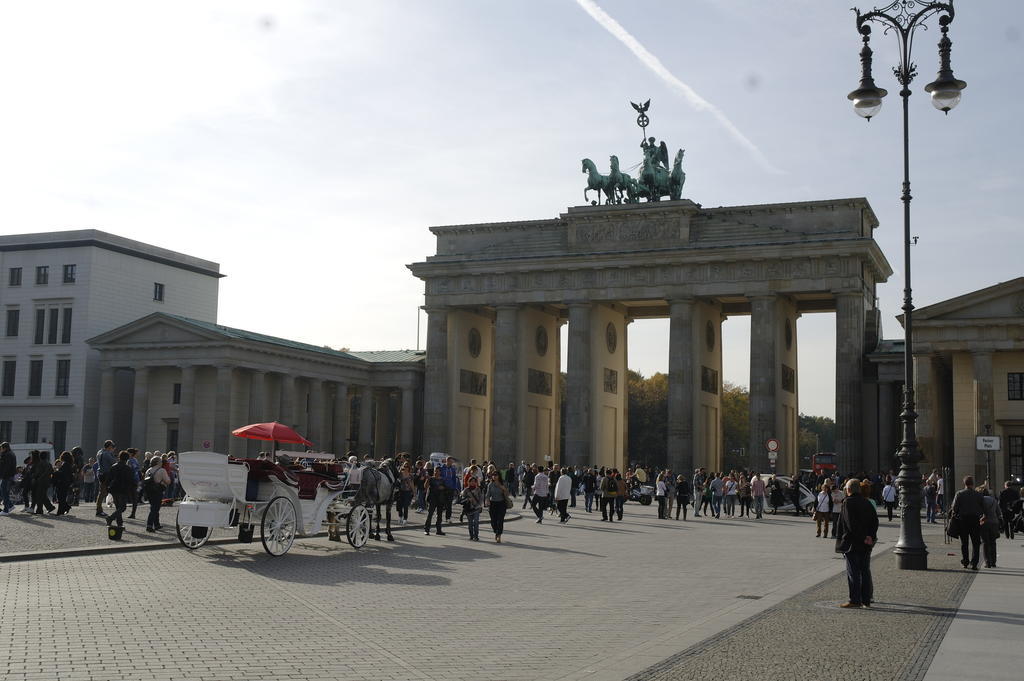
581, 100, 686, 205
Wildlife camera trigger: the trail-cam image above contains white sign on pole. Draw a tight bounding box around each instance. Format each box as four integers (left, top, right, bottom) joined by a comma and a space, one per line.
976, 436, 1001, 451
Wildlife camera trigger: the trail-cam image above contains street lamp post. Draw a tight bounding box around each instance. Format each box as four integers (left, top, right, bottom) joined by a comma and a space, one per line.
847, 1, 966, 571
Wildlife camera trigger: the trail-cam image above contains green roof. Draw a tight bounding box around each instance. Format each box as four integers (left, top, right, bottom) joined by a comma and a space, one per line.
347, 350, 426, 363
167, 314, 366, 362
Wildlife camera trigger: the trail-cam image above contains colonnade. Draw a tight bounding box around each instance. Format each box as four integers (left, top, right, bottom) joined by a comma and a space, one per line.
422, 289, 867, 474
96, 363, 416, 458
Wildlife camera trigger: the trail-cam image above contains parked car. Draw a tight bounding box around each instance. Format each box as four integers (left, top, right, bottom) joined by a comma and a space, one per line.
768, 475, 818, 513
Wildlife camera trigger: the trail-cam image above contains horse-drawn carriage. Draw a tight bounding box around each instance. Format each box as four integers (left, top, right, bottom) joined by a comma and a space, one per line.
174, 450, 374, 556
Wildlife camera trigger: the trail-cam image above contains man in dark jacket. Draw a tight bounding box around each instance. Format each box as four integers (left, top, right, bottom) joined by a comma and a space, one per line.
106, 451, 136, 528
0, 442, 17, 514
835, 478, 879, 608
950, 475, 984, 570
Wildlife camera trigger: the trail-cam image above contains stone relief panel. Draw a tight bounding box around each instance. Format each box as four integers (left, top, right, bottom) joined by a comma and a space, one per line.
528, 368, 553, 396
701, 366, 719, 395
459, 369, 487, 396
603, 368, 618, 395
568, 214, 692, 253
781, 364, 796, 394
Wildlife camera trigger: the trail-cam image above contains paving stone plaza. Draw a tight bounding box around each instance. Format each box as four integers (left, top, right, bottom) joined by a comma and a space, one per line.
1, 502, 1021, 681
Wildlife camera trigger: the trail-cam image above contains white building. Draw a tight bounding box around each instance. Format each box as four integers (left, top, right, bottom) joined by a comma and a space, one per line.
0, 230, 221, 451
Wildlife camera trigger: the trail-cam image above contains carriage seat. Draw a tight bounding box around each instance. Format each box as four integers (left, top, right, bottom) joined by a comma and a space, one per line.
292, 470, 347, 500
231, 458, 301, 501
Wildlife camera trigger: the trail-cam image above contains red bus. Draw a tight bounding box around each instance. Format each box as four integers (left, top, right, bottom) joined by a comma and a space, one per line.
811, 452, 838, 476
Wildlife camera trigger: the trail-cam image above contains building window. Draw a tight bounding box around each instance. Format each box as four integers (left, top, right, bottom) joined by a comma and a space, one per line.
55, 359, 70, 397
0, 421, 10, 443
1009, 373, 1024, 401
1, 360, 15, 397
8, 268, 21, 286
35, 266, 48, 285
25, 421, 39, 443
62, 264, 76, 284
1010, 436, 1023, 479
33, 309, 45, 344
172, 382, 181, 404
153, 282, 165, 302
52, 421, 67, 453
5, 309, 18, 337
47, 308, 59, 345
167, 426, 179, 453
28, 359, 43, 397
61, 308, 72, 344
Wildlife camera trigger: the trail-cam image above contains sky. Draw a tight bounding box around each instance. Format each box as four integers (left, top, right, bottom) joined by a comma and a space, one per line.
1, 1, 1021, 418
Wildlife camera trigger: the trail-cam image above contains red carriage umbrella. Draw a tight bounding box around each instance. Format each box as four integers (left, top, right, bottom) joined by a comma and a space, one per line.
231, 421, 313, 447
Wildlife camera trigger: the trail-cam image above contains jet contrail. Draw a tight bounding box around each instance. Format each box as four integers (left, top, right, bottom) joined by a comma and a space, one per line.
574, 0, 785, 175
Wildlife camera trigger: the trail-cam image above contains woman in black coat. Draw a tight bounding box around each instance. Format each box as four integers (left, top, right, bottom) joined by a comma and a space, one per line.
52, 451, 75, 516
31, 451, 55, 514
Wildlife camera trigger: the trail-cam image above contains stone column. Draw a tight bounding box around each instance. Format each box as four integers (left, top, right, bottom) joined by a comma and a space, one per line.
749, 295, 778, 473
423, 307, 449, 456
130, 366, 150, 450
565, 303, 592, 468
492, 305, 520, 466
357, 387, 374, 455
667, 298, 695, 474
835, 292, 865, 475
877, 380, 897, 469
374, 388, 391, 456
914, 356, 936, 470
213, 366, 234, 453
97, 367, 116, 444
247, 369, 265, 457
333, 382, 350, 454
279, 374, 295, 429
972, 350, 995, 483
400, 386, 415, 453
308, 378, 324, 450
177, 365, 196, 452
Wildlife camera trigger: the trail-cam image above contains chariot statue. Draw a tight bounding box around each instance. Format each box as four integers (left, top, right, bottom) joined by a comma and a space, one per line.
580, 100, 686, 205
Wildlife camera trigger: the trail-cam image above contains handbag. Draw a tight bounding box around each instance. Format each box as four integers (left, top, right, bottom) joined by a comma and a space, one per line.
946, 514, 962, 539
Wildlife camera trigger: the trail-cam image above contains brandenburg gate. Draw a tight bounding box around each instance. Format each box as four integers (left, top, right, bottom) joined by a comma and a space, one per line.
408, 104, 892, 475
409, 196, 892, 475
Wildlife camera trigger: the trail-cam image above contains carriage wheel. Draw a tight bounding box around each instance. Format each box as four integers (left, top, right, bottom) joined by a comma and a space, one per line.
176, 521, 211, 550
346, 504, 370, 549
261, 496, 297, 557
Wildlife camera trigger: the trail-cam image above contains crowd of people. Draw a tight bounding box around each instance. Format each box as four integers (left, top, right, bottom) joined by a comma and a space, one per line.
0, 440, 183, 533
3, 440, 1020, 570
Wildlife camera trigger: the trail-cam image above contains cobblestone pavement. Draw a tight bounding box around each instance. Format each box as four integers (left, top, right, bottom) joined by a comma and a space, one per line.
1, 502, 868, 681
626, 546, 974, 681
0, 502, 489, 559
0, 501, 172, 555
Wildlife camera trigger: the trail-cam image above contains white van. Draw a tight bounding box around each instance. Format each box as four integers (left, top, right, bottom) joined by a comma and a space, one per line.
428, 452, 458, 469
9, 442, 55, 462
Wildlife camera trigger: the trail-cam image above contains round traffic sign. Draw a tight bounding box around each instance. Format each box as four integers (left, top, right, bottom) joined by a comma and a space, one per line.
765, 438, 780, 452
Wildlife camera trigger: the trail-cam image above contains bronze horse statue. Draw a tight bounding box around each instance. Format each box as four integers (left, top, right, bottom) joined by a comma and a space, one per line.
582, 158, 615, 205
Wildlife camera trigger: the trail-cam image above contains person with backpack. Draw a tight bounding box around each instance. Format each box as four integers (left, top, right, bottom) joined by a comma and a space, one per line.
52, 451, 76, 516
143, 457, 170, 532
459, 476, 483, 541
881, 477, 898, 522
0, 442, 16, 514
30, 451, 55, 515
675, 475, 691, 520
600, 471, 617, 522
94, 440, 117, 517
105, 451, 135, 529
553, 467, 572, 523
